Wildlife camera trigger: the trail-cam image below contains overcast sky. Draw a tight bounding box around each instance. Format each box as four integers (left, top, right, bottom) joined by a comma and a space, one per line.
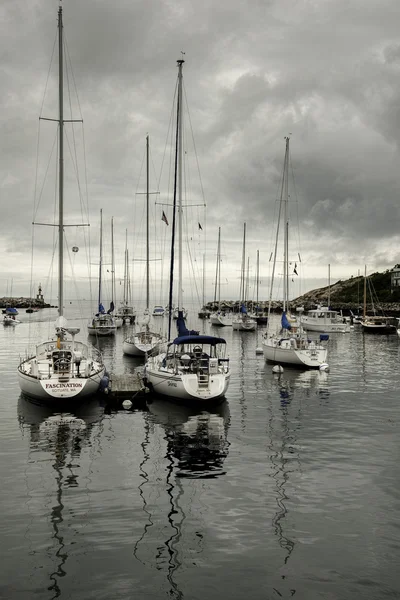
2, 0, 400, 304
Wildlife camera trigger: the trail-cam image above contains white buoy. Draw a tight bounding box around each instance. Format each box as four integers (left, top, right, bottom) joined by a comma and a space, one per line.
255, 347, 263, 355
272, 364, 284, 374
319, 363, 330, 372
122, 399, 133, 409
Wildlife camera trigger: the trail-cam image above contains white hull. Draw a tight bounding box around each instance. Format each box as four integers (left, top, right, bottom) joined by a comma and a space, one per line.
145, 358, 230, 402
123, 332, 164, 357
232, 318, 257, 331
3, 317, 20, 326
18, 334, 106, 401
301, 321, 350, 333
262, 336, 327, 368
18, 368, 104, 401
210, 313, 233, 327
88, 325, 116, 336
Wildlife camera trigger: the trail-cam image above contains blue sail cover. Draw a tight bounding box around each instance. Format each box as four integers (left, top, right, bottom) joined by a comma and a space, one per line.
98, 303, 105, 314
240, 304, 247, 314
6, 307, 18, 315
281, 311, 292, 330
176, 310, 199, 337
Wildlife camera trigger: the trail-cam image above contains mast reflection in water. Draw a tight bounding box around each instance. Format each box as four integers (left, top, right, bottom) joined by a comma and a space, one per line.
134, 398, 230, 598
17, 396, 103, 599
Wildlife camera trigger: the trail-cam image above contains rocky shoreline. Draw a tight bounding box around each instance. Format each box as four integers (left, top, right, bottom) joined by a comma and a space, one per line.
0, 297, 52, 309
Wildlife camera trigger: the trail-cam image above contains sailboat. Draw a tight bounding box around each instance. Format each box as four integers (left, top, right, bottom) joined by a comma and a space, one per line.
110, 217, 123, 328
250, 250, 268, 324
210, 227, 233, 326
88, 210, 117, 337
361, 265, 397, 334
123, 135, 164, 357
301, 264, 351, 333
18, 5, 106, 401
144, 59, 230, 402
262, 137, 328, 368
232, 223, 257, 331
115, 230, 136, 324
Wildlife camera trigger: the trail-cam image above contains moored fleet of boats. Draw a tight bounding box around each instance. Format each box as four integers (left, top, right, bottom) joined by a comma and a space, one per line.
5, 6, 400, 409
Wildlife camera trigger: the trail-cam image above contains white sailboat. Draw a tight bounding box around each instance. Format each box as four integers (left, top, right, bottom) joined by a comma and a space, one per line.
361, 265, 397, 334
145, 59, 230, 402
123, 135, 164, 357
110, 217, 123, 328
88, 210, 117, 337
115, 230, 136, 324
301, 265, 351, 333
232, 223, 257, 331
210, 227, 233, 327
18, 6, 106, 401
262, 137, 328, 368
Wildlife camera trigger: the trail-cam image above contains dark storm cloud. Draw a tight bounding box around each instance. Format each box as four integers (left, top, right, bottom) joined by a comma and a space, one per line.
2, 0, 400, 296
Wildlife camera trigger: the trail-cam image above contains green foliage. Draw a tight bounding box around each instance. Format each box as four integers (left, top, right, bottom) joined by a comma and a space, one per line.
329, 270, 400, 304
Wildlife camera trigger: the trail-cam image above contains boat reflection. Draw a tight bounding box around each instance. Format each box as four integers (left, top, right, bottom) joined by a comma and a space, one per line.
272, 367, 330, 403
147, 398, 230, 479
17, 395, 104, 599
133, 398, 230, 598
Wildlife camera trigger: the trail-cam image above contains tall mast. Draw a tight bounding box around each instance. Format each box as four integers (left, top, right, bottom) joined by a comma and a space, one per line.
328, 263, 331, 307
177, 59, 184, 312
146, 134, 150, 310
214, 227, 221, 306
58, 5, 64, 316
111, 216, 115, 309
283, 137, 289, 313
363, 264, 367, 318
98, 209, 103, 308
240, 223, 246, 304
167, 59, 184, 341
124, 229, 128, 304
256, 250, 259, 306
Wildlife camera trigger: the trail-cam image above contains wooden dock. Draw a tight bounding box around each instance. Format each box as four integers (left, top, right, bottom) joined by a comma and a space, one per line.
108, 373, 149, 399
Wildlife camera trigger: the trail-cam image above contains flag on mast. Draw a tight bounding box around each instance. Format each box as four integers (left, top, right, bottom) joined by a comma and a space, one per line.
162, 211, 169, 225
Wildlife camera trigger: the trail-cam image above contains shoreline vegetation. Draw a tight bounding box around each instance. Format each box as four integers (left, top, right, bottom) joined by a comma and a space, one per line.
205, 270, 400, 317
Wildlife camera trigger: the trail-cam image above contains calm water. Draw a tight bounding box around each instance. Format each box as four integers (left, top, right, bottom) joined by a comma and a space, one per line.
1, 307, 400, 599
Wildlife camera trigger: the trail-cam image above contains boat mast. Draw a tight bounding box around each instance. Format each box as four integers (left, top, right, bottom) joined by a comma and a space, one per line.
214, 227, 221, 306
240, 223, 246, 305
111, 216, 115, 310
266, 137, 290, 327
283, 137, 289, 313
124, 229, 128, 305
256, 249, 259, 308
146, 134, 150, 311
177, 59, 184, 313
167, 59, 183, 341
328, 263, 331, 307
363, 264, 367, 318
98, 209, 103, 308
58, 5, 64, 317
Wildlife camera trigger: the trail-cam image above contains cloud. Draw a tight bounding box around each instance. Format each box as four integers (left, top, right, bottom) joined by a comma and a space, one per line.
2, 0, 400, 301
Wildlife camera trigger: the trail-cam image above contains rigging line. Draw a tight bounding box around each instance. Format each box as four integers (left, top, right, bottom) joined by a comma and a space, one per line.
132, 146, 146, 259
157, 77, 179, 193
64, 30, 93, 301
33, 129, 59, 222
63, 30, 84, 121
39, 30, 57, 118
183, 84, 206, 207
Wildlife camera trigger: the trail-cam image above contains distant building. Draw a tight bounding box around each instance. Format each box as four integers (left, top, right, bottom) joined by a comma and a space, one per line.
390, 265, 400, 291
36, 283, 44, 304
